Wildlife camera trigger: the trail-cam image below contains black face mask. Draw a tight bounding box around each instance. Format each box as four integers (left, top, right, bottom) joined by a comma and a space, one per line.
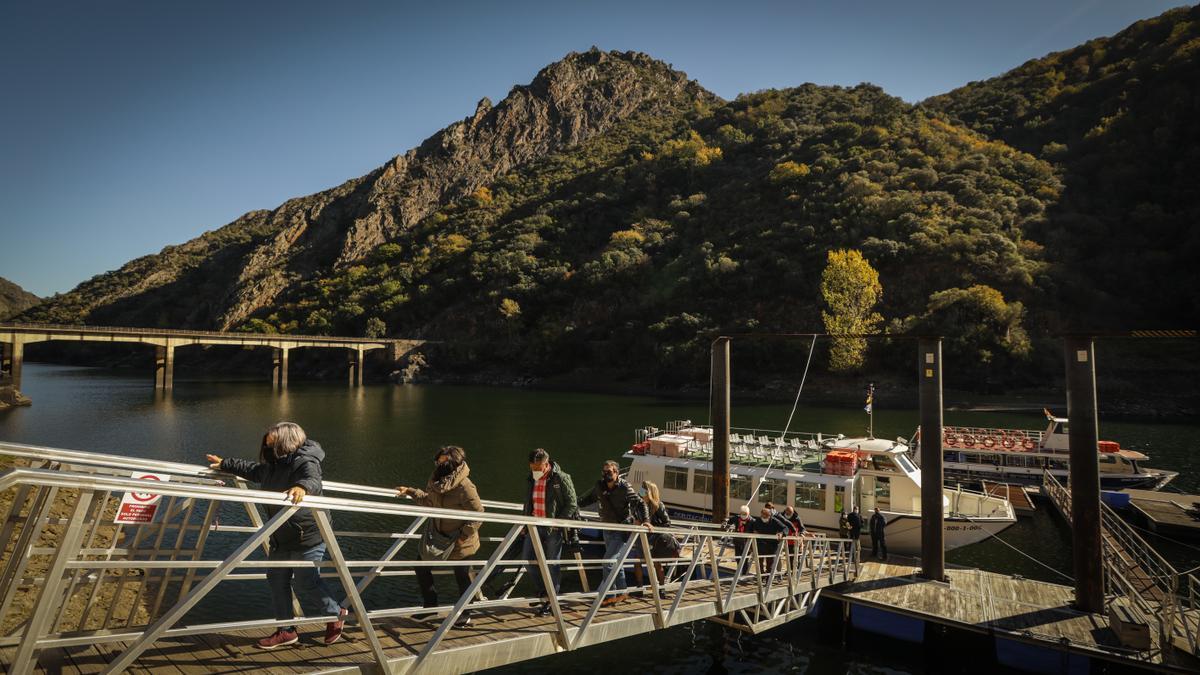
602, 472, 617, 482
434, 461, 456, 479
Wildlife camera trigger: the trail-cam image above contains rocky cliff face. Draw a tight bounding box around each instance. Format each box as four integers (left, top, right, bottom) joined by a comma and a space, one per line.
0, 277, 39, 320
22, 49, 715, 330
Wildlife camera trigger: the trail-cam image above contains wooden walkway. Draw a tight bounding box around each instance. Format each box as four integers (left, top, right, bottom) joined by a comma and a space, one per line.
0, 573, 828, 674
981, 481, 1036, 517
825, 560, 1196, 671
1121, 488, 1200, 538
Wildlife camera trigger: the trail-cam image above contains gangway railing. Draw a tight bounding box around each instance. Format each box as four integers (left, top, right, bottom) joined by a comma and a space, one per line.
0, 447, 857, 674
1043, 471, 1199, 657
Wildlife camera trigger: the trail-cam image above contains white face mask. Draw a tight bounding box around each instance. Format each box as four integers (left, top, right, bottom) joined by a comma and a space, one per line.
531, 468, 546, 481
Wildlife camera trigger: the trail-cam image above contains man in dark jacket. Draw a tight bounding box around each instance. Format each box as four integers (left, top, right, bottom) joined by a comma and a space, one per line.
206, 422, 346, 649
751, 506, 788, 574
847, 506, 864, 558
578, 460, 649, 606
869, 507, 888, 559
522, 448, 579, 615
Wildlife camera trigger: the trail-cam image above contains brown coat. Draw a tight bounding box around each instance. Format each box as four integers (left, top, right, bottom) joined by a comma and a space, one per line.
410, 463, 483, 559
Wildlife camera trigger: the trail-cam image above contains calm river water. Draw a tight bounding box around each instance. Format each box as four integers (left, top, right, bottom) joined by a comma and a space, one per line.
2, 364, 1198, 673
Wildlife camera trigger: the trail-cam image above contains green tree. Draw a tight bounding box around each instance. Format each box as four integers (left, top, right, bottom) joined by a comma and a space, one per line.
905, 285, 1031, 384
364, 316, 387, 338
820, 249, 883, 371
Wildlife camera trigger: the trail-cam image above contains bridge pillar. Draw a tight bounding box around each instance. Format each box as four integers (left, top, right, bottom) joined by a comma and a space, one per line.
1065, 336, 1103, 613
348, 347, 364, 387
154, 343, 175, 390
8, 340, 24, 389
919, 337, 946, 582
273, 347, 289, 388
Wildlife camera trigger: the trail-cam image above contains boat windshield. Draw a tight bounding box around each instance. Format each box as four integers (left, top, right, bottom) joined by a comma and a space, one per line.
894, 453, 917, 473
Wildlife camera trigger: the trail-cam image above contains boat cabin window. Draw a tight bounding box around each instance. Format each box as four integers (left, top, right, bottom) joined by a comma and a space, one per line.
894, 453, 917, 473
1047, 458, 1069, 470
758, 478, 786, 506
663, 466, 689, 491
692, 469, 712, 495
867, 455, 898, 472
794, 481, 826, 511
731, 475, 753, 500
833, 485, 846, 513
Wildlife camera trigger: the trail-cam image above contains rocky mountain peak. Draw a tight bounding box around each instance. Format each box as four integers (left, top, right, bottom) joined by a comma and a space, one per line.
22, 50, 716, 331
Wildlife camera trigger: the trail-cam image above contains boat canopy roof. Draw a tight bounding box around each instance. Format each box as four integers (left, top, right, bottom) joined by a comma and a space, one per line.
825, 437, 909, 455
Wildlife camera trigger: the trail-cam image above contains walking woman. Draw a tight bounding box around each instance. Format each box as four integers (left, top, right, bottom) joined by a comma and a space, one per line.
631, 480, 676, 594
395, 446, 483, 627
205, 422, 347, 649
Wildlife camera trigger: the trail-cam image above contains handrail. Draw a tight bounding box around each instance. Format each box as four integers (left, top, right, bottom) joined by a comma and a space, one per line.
1043, 471, 1198, 657
0, 459, 857, 673
0, 321, 409, 345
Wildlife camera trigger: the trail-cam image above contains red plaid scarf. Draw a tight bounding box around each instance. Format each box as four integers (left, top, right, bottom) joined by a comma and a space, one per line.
531, 473, 549, 517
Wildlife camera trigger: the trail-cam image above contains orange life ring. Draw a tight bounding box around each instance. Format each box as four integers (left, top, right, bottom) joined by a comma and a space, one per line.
982, 437, 996, 449
962, 435, 976, 448
943, 432, 953, 447
1022, 439, 1035, 451
1001, 438, 1015, 450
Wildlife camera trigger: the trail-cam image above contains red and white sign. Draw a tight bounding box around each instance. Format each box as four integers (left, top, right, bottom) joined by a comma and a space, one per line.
114, 472, 171, 524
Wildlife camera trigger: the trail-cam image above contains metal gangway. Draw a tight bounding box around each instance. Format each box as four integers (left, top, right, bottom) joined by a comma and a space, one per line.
0, 442, 858, 674
1043, 471, 1200, 658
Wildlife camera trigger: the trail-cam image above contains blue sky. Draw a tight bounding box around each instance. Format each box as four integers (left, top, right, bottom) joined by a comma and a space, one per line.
0, 0, 1188, 297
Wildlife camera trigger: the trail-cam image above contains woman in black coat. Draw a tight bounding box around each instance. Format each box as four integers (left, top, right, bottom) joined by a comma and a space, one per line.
206, 422, 346, 649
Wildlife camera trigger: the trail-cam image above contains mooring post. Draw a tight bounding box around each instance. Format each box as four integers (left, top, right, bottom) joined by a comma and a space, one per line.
711, 337, 731, 524
1065, 335, 1104, 613
154, 343, 174, 390
918, 337, 946, 581
272, 347, 289, 388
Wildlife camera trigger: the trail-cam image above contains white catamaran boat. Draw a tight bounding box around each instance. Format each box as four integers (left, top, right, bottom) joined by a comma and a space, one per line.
624, 421, 1016, 554
918, 410, 1178, 490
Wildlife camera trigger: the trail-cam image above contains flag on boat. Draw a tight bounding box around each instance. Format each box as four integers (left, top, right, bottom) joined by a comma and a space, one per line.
864, 384, 874, 413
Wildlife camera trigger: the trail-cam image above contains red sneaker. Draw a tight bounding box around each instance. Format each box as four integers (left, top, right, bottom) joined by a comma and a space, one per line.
258, 628, 299, 650
324, 608, 348, 645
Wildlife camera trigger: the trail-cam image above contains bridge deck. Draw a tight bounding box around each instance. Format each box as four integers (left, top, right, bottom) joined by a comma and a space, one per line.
0, 575, 823, 674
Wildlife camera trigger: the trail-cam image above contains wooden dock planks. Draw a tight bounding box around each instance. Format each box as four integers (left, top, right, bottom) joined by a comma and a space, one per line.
981, 481, 1036, 517
824, 560, 1187, 670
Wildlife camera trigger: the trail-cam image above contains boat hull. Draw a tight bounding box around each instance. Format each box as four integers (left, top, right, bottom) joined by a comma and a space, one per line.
943, 466, 1176, 491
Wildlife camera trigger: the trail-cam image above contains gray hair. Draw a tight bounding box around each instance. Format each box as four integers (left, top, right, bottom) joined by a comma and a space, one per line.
602, 460, 620, 473
267, 422, 307, 458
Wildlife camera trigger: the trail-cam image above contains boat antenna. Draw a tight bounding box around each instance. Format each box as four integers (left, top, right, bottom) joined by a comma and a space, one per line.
748, 335, 818, 508
865, 382, 875, 440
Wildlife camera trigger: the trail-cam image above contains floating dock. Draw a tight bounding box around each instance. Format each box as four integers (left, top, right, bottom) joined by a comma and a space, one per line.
981, 481, 1037, 517
824, 559, 1199, 673
1119, 488, 1200, 539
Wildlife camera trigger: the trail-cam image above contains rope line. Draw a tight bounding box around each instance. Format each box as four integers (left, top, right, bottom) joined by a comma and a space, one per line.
963, 515, 1074, 581
747, 335, 818, 507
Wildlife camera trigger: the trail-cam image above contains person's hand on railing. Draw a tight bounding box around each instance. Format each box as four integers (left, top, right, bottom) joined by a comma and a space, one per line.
642, 521, 653, 532
285, 486, 306, 504
205, 454, 222, 469
395, 486, 411, 498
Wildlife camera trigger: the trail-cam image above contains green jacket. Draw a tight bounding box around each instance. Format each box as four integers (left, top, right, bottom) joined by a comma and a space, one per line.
524, 462, 579, 523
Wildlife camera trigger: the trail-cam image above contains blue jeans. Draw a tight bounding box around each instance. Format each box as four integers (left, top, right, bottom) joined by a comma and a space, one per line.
601, 530, 629, 592
267, 543, 342, 629
521, 527, 564, 598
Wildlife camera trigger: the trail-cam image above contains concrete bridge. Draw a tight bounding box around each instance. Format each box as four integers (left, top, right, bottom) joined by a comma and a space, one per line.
0, 323, 425, 390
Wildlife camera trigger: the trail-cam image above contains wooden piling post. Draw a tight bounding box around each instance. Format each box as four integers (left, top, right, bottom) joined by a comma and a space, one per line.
919, 338, 946, 581
711, 337, 730, 524
154, 343, 174, 390
1065, 336, 1104, 612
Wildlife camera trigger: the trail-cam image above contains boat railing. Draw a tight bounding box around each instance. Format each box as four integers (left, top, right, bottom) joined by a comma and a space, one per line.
657, 421, 838, 444
949, 483, 1014, 519
0, 452, 859, 674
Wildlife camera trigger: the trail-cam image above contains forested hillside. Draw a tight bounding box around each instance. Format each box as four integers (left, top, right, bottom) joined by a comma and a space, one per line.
18, 7, 1199, 392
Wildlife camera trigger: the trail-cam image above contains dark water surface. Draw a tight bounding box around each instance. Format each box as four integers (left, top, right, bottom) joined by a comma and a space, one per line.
3, 364, 1198, 673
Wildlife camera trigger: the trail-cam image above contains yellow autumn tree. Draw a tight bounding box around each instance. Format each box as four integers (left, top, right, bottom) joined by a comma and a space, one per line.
820, 249, 883, 371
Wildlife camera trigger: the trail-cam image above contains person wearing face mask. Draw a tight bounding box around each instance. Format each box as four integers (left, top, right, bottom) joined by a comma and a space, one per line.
522, 448, 579, 616
750, 506, 788, 575
630, 481, 675, 596
578, 460, 650, 606
395, 445, 483, 627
